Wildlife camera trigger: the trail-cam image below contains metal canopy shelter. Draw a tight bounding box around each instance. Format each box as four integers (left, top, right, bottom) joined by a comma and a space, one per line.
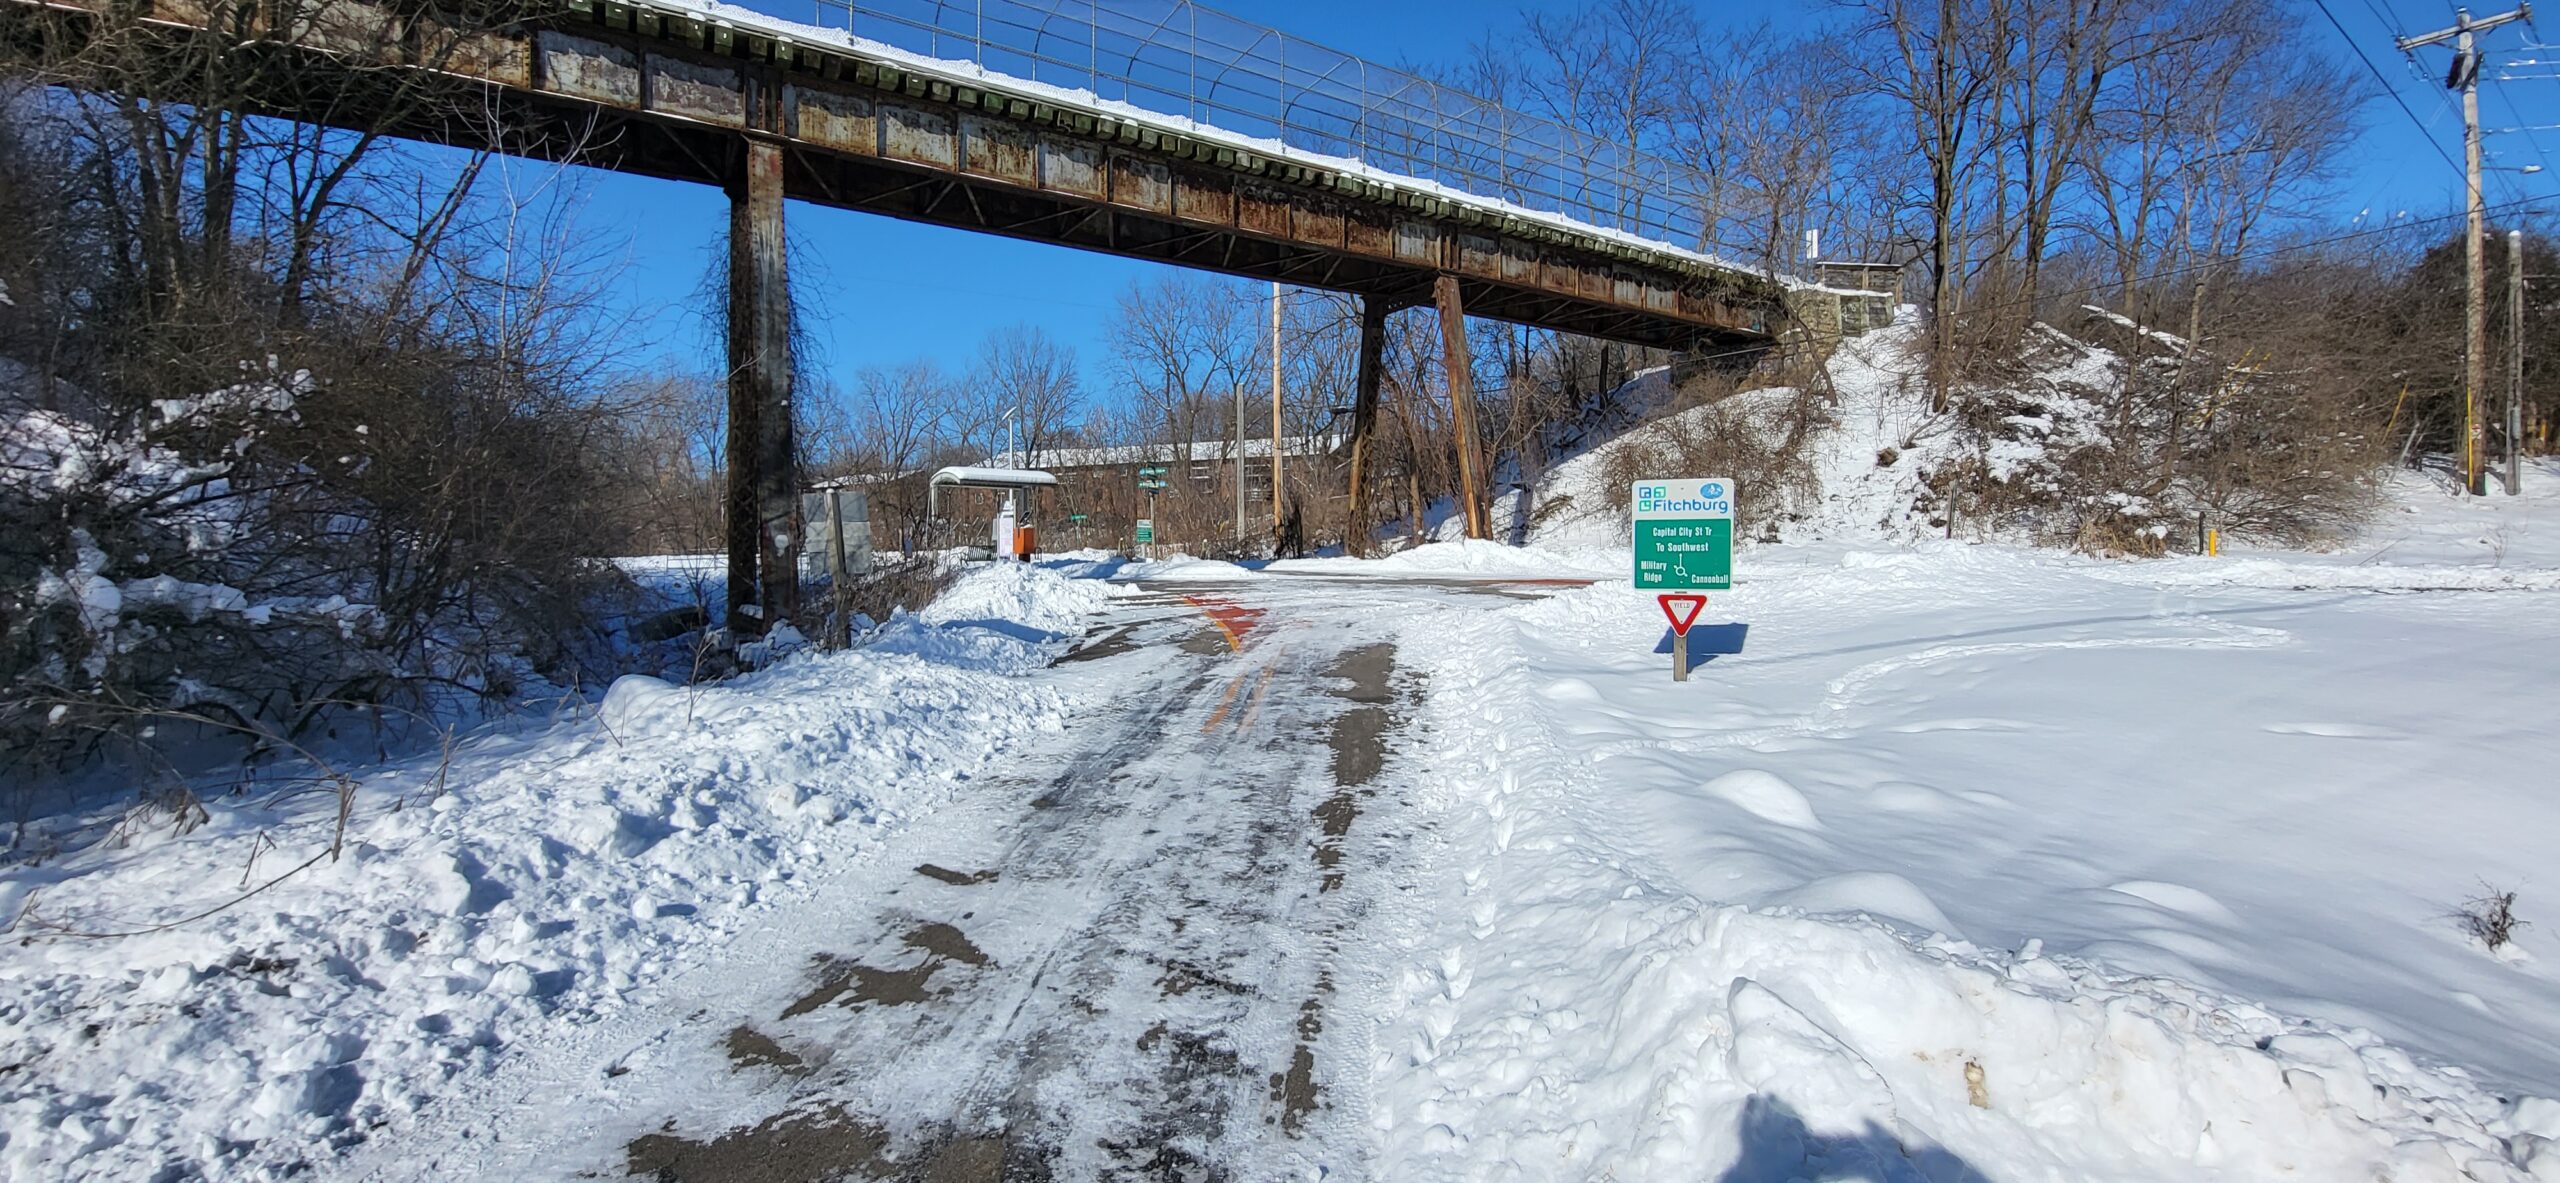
927, 466, 1060, 517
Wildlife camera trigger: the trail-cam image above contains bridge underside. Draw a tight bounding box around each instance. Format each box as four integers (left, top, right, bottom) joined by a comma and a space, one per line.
1, 0, 1799, 625
0, 0, 1784, 354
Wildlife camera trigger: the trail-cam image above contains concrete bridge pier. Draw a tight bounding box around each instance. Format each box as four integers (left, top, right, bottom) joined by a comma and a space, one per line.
726, 138, 798, 638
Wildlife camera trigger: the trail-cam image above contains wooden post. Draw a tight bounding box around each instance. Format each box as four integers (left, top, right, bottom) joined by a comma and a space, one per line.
2510, 229, 2526, 496
1346, 296, 1388, 556
1434, 274, 1489, 540
826, 489, 852, 649
727, 139, 797, 637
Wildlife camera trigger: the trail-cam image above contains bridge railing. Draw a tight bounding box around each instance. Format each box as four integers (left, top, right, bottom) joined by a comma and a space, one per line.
784, 0, 1770, 267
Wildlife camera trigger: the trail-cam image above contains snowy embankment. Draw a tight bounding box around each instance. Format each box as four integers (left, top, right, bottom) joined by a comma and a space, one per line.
0, 562, 1111, 1181
1358, 499, 2560, 1178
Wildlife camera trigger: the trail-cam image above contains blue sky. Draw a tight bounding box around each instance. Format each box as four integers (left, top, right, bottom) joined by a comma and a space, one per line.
530, 0, 2558, 402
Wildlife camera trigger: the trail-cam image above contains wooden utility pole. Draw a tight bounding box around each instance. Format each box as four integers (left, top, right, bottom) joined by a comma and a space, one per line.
726, 139, 796, 635
1345, 296, 1389, 556
2511, 228, 2527, 494
1270, 282, 1285, 537
1234, 383, 1247, 538
1434, 274, 1489, 540
2401, 4, 2531, 495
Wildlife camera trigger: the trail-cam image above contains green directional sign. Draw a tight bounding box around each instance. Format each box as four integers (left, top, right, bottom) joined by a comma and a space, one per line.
1135, 518, 1155, 545
1631, 477, 1734, 591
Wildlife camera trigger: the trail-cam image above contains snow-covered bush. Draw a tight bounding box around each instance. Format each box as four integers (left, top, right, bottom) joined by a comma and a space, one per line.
1893, 321, 2379, 554
1597, 375, 1823, 540
0, 352, 627, 793
0, 78, 637, 820
1587, 376, 1832, 537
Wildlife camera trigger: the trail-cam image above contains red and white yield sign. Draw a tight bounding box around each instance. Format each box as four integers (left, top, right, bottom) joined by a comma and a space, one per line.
1659, 593, 1709, 682
1658, 593, 1708, 637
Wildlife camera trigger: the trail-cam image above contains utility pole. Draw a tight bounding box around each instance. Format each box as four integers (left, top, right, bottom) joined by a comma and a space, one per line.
1270, 282, 1285, 537
2400, 4, 2532, 495
2511, 229, 2528, 494
1234, 383, 1247, 537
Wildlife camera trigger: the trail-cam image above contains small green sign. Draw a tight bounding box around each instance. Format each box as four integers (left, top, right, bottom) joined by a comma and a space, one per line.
1068, 513, 1089, 522
1630, 478, 1734, 591
1135, 518, 1155, 545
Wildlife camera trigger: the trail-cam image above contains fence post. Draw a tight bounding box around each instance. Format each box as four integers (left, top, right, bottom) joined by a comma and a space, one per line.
826, 490, 852, 647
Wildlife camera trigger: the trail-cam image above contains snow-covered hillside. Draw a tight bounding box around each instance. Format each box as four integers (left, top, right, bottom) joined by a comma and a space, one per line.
1494, 315, 2388, 559
1488, 322, 1966, 552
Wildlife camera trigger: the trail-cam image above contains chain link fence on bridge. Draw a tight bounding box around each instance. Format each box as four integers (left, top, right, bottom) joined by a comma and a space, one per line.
778, 0, 1772, 265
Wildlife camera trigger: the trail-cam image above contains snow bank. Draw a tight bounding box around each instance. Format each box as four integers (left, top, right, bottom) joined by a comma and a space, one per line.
1268, 538, 1618, 580
911, 558, 1113, 636
1108, 541, 1617, 583
0, 563, 1110, 1181
1111, 554, 1266, 582
1381, 893, 2554, 1181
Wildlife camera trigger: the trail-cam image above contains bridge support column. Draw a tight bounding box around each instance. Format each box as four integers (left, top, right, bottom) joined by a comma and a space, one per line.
1345, 295, 1390, 556
1434, 275, 1490, 540
726, 139, 798, 638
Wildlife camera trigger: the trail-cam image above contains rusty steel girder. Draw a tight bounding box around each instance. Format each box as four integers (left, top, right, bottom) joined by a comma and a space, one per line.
0, 0, 1788, 352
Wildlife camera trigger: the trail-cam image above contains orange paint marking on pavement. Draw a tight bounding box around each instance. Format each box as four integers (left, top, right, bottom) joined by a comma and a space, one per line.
1199, 668, 1249, 733
1234, 667, 1278, 732
1180, 594, 1268, 651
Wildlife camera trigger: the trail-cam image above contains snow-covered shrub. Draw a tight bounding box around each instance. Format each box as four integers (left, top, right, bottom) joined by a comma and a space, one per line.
2457, 885, 2527, 952
1895, 320, 2378, 554
0, 83, 636, 815
1598, 375, 1822, 539
0, 355, 626, 791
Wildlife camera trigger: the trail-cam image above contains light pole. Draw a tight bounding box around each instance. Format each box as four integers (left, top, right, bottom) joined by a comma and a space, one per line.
999, 404, 1020, 528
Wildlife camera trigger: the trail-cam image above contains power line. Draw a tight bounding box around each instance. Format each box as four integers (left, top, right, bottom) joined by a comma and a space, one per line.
2489, 84, 2559, 182
2313, 0, 2469, 178
1640, 197, 2556, 375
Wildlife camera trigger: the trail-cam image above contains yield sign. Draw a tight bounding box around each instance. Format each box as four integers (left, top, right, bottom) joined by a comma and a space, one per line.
1658, 593, 1709, 638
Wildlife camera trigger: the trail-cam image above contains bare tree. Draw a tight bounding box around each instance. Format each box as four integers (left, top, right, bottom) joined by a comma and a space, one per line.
974, 325, 1083, 467
1842, 0, 2006, 410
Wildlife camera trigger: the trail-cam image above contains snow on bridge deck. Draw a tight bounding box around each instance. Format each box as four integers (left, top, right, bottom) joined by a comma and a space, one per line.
1, 0, 1805, 350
